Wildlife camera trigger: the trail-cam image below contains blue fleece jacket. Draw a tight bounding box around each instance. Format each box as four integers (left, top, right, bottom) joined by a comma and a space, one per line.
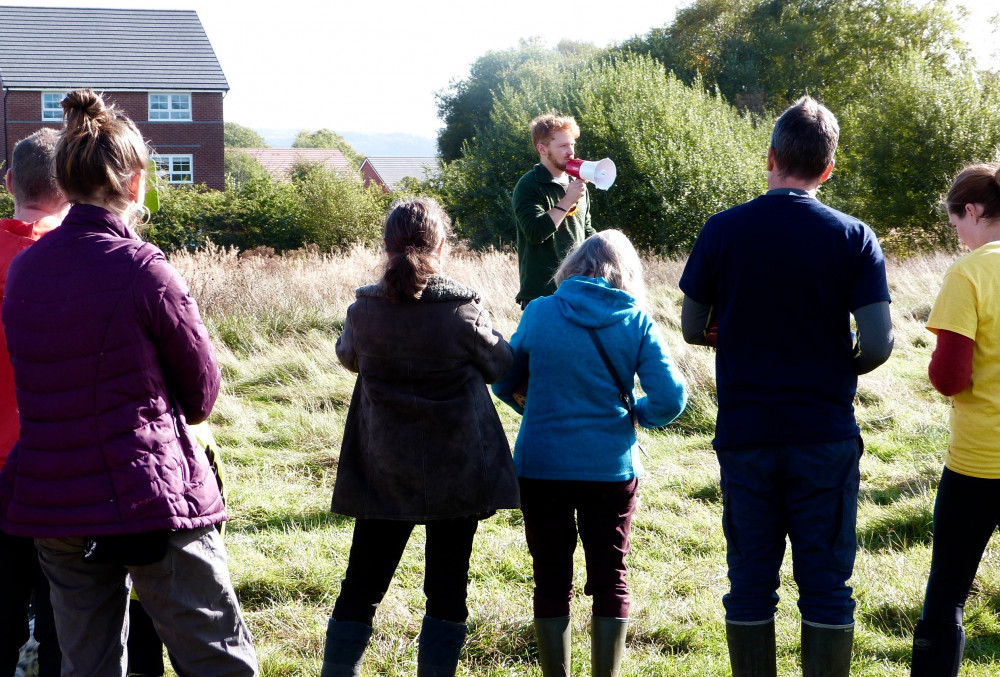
493, 276, 688, 481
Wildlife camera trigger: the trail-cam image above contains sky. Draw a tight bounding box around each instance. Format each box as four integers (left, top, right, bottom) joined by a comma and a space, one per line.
3, 0, 999, 147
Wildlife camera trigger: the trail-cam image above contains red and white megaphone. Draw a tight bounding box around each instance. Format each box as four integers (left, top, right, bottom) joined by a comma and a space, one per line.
566, 157, 617, 190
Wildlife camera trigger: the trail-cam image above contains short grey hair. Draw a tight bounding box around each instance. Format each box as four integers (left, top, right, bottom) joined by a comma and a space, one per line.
10, 128, 63, 206
554, 229, 645, 305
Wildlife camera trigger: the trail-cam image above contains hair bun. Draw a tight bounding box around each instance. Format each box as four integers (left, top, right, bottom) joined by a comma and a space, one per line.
62, 89, 105, 118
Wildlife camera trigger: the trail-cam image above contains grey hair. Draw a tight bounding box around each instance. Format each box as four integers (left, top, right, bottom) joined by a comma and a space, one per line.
10, 128, 63, 206
553, 229, 645, 305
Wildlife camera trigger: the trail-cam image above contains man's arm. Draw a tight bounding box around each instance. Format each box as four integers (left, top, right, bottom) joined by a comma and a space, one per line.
852, 301, 893, 374
681, 295, 714, 346
513, 177, 585, 245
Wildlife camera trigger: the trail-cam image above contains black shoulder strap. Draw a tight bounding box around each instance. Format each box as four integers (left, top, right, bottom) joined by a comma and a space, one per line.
586, 327, 636, 426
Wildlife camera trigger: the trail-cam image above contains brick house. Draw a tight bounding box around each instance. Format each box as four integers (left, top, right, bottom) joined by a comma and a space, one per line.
0, 6, 229, 190
360, 157, 439, 192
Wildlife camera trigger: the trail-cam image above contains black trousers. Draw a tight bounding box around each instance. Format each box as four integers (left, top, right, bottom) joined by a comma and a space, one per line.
921, 466, 1000, 625
332, 517, 479, 626
0, 529, 60, 677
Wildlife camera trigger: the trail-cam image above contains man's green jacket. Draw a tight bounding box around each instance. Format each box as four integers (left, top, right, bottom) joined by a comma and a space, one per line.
512, 163, 594, 303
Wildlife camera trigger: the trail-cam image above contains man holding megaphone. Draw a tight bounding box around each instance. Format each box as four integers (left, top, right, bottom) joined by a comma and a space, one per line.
512, 114, 596, 309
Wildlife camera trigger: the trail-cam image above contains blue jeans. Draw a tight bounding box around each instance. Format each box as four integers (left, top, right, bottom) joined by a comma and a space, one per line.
717, 437, 862, 625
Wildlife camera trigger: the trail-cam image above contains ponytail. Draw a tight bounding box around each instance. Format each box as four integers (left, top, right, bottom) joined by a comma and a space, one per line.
381, 199, 450, 301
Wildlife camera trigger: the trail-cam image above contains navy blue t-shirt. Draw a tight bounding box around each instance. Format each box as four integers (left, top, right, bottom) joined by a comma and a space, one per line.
679, 194, 890, 449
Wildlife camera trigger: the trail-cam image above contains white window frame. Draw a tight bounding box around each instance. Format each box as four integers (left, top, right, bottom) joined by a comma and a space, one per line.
148, 92, 192, 121
41, 92, 66, 121
152, 154, 194, 185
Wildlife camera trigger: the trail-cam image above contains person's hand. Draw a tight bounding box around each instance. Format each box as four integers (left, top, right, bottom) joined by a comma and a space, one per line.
565, 177, 586, 205
705, 317, 718, 348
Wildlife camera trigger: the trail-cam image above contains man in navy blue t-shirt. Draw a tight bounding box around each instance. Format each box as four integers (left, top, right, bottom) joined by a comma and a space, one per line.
679, 96, 893, 677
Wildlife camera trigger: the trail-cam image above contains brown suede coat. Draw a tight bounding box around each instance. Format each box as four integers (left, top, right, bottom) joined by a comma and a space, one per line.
331, 275, 519, 521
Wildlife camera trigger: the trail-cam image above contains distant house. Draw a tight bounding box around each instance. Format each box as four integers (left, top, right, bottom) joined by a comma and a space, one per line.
360, 157, 439, 192
0, 6, 229, 190
238, 148, 352, 181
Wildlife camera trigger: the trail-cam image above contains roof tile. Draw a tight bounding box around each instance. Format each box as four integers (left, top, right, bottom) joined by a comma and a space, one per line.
237, 148, 354, 180
361, 157, 439, 190
0, 6, 228, 90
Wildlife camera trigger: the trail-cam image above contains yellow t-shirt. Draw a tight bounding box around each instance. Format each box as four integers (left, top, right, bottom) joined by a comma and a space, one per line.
927, 242, 1000, 478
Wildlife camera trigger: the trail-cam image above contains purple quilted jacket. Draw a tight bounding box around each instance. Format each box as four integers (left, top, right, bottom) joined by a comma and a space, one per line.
0, 204, 225, 537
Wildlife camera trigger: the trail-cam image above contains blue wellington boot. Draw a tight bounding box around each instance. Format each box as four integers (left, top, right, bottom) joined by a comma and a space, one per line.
416, 615, 467, 677
320, 619, 372, 677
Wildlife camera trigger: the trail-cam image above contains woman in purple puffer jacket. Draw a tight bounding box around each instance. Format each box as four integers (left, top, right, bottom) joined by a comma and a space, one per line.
0, 89, 258, 676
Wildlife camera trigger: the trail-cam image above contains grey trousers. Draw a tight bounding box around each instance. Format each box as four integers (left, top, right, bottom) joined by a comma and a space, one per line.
36, 526, 258, 677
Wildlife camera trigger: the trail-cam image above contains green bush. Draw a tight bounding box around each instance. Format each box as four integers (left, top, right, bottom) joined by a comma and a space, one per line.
143, 155, 392, 254
576, 57, 769, 252
828, 55, 1000, 253
292, 161, 390, 250
142, 184, 224, 251
0, 185, 13, 219
439, 54, 769, 252
438, 58, 584, 248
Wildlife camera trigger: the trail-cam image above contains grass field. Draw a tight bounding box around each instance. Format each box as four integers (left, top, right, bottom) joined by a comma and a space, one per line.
166, 244, 1000, 676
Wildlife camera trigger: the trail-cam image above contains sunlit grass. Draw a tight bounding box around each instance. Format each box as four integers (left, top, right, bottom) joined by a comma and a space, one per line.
156, 246, 1000, 676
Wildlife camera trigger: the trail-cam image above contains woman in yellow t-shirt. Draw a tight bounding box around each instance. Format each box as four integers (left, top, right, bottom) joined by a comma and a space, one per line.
911, 162, 1000, 676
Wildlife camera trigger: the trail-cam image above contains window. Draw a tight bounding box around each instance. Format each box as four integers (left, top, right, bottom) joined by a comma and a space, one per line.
149, 93, 192, 121
42, 92, 66, 121
152, 155, 193, 184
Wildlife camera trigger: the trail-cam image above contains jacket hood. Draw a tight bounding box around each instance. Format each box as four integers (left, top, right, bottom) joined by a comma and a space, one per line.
553, 275, 638, 329
356, 274, 480, 303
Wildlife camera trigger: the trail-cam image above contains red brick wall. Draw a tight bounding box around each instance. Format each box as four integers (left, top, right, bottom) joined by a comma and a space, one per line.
3, 89, 225, 190
360, 160, 388, 192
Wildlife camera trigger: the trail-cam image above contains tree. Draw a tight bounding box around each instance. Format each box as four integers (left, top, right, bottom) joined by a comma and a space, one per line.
621, 0, 968, 114
827, 53, 1000, 252
224, 122, 268, 148
292, 129, 364, 166
224, 150, 271, 191
435, 39, 605, 162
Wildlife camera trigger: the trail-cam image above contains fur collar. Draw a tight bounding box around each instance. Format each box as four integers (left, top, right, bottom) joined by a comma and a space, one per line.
356, 274, 481, 302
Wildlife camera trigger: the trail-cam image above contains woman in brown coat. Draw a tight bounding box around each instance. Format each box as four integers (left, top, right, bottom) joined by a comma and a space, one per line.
321, 198, 519, 677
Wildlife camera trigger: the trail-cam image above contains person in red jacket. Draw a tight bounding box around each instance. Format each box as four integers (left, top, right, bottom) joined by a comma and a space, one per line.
0, 90, 258, 677
0, 128, 68, 677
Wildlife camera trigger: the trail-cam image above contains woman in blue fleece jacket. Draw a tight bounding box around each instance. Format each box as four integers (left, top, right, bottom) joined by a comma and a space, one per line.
493, 229, 687, 677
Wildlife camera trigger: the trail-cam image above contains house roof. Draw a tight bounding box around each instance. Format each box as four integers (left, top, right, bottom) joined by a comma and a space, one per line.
238, 148, 353, 180
362, 157, 439, 190
0, 6, 228, 91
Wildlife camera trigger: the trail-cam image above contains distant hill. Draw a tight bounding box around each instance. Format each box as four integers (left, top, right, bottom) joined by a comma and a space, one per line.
257, 129, 437, 159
